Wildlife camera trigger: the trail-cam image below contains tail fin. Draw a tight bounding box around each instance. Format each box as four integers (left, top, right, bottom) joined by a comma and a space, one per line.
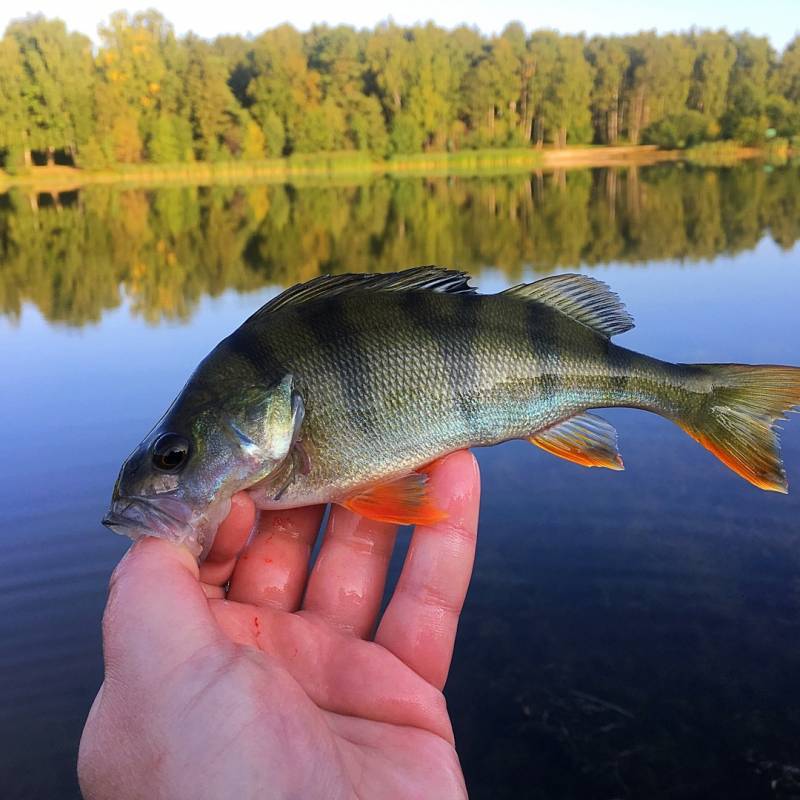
678, 365, 800, 493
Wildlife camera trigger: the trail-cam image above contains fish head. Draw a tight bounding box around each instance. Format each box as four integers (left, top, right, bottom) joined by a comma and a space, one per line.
103, 373, 304, 558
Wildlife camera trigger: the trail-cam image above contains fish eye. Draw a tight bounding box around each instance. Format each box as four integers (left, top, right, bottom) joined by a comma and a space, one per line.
152, 433, 190, 473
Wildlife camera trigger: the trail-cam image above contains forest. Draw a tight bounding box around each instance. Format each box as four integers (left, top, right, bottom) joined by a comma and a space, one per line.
1, 12, 799, 171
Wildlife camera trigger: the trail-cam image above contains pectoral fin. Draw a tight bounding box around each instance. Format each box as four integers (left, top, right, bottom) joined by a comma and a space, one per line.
341, 473, 446, 526
530, 412, 624, 471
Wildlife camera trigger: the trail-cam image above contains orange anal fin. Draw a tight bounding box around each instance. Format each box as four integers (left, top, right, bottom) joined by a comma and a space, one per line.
341, 473, 447, 526
530, 412, 624, 471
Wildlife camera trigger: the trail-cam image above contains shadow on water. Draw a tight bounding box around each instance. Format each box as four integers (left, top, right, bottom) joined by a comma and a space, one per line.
1, 164, 800, 799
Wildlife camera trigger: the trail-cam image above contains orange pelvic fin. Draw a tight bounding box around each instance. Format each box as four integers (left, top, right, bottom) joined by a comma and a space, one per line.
341, 472, 447, 526
530, 412, 624, 471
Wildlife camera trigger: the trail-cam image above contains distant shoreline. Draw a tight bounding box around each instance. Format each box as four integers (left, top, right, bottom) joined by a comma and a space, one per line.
0, 145, 765, 191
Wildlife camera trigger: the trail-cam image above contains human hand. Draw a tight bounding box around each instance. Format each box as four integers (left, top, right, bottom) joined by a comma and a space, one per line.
78, 451, 480, 800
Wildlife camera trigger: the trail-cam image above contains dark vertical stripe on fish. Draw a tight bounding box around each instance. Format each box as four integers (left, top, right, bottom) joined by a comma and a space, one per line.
525, 304, 562, 409
227, 328, 287, 384
304, 296, 377, 436
606, 344, 635, 399
401, 291, 480, 433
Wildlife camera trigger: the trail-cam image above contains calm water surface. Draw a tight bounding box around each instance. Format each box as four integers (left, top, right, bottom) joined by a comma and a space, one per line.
2, 165, 800, 799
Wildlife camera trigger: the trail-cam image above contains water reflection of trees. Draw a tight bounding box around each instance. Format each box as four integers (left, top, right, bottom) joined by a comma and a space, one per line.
1, 164, 798, 326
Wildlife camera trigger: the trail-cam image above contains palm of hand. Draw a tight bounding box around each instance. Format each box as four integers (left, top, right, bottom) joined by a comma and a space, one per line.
175, 604, 465, 799
79, 452, 479, 800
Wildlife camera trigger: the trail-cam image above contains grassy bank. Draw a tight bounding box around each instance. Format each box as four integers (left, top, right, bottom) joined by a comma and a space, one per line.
684, 142, 762, 166
0, 144, 768, 191
0, 147, 546, 189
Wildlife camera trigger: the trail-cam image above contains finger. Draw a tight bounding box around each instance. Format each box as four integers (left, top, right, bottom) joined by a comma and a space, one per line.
102, 538, 220, 686
226, 506, 324, 611
302, 507, 397, 638
375, 450, 480, 690
198, 492, 256, 588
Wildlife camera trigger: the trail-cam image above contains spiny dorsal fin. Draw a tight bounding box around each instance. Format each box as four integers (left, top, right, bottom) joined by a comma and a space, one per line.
502, 274, 634, 338
248, 266, 475, 322
529, 412, 624, 471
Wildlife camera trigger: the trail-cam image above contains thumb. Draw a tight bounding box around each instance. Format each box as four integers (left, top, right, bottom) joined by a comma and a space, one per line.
102, 537, 220, 685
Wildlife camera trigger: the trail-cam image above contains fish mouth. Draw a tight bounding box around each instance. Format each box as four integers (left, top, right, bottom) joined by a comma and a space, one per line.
102, 495, 193, 544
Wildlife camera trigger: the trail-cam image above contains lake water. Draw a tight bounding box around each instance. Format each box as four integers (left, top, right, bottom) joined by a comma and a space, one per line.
2, 164, 800, 799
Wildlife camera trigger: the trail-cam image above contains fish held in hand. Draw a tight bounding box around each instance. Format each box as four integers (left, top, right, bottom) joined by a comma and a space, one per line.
103, 268, 800, 557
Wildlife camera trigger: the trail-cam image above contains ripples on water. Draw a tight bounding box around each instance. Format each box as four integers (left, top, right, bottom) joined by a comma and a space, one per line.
1, 165, 799, 799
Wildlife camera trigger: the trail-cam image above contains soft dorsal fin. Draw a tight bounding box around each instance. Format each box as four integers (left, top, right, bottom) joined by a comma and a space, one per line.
247, 266, 475, 323
502, 274, 634, 338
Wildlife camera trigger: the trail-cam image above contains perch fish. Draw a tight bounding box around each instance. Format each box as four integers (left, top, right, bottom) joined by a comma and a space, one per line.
103, 268, 800, 557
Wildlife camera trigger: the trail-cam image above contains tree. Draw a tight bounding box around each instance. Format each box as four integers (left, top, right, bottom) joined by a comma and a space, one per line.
403, 24, 466, 150
0, 37, 27, 169
548, 35, 594, 146
643, 110, 713, 148
185, 38, 241, 159
5, 16, 94, 164
721, 33, 776, 142
625, 33, 694, 144
306, 25, 368, 150
461, 36, 520, 146
774, 35, 800, 137
1, 14, 798, 169
148, 114, 194, 163
527, 32, 593, 146
688, 30, 735, 124
366, 22, 413, 121
586, 36, 628, 143
247, 25, 322, 154
527, 31, 560, 146
212, 34, 253, 108
259, 110, 286, 157
94, 11, 175, 164
240, 117, 266, 160
499, 23, 535, 143
776, 35, 800, 104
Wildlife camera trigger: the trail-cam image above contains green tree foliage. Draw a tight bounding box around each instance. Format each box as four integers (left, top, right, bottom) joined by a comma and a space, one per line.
626, 33, 695, 144
461, 36, 520, 146
0, 36, 27, 170
721, 33, 776, 143
247, 25, 322, 154
643, 110, 713, 148
4, 16, 94, 165
586, 36, 628, 143
527, 31, 560, 146
366, 23, 415, 141
184, 37, 242, 160
688, 30, 736, 124
547, 35, 594, 146
148, 114, 194, 163
1, 14, 799, 170
777, 35, 800, 104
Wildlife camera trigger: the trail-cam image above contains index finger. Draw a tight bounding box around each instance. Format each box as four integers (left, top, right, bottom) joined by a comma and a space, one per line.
374, 450, 480, 690
198, 492, 257, 590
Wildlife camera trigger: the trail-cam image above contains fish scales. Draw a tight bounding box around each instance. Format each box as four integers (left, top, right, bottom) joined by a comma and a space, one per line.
231, 291, 654, 505
103, 268, 800, 558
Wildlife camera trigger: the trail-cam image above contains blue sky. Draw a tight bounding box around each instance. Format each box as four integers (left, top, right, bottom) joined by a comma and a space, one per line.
1, 0, 798, 50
